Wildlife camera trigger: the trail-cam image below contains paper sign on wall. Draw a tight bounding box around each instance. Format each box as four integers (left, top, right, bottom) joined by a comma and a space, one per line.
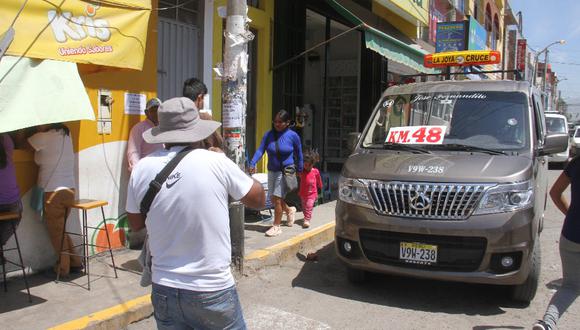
223, 99, 243, 128
125, 93, 147, 115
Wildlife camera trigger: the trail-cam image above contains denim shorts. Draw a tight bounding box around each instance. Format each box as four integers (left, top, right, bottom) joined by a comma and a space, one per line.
151, 283, 246, 330
268, 170, 284, 198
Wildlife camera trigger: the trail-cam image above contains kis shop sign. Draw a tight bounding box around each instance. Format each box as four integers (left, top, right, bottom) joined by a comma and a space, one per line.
0, 0, 152, 70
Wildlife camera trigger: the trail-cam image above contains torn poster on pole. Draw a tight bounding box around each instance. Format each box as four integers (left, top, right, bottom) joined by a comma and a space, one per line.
222, 99, 244, 128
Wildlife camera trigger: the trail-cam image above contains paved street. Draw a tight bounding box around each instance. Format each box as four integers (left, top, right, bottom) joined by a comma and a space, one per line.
128, 168, 580, 329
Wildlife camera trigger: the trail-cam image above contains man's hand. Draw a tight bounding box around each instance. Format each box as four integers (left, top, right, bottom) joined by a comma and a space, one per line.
248, 166, 256, 174
240, 179, 265, 209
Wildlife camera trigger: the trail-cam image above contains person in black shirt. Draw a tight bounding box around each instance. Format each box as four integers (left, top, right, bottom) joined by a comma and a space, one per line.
533, 157, 580, 330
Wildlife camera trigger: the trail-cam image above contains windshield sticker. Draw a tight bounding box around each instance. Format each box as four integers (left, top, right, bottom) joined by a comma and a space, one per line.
410, 93, 487, 103
386, 126, 447, 144
408, 165, 445, 174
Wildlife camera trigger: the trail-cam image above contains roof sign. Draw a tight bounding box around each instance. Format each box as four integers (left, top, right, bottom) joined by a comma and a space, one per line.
424, 50, 501, 68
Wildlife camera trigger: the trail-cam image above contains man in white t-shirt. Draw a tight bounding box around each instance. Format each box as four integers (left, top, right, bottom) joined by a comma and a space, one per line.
126, 97, 264, 329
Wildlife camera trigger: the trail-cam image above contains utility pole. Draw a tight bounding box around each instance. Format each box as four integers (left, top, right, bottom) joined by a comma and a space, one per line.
221, 0, 253, 275
542, 50, 549, 110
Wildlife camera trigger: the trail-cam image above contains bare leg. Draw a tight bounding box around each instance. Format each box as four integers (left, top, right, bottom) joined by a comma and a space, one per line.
272, 196, 283, 226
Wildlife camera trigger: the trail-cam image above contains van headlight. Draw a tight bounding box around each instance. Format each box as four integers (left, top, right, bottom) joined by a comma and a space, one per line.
338, 177, 372, 208
474, 180, 534, 215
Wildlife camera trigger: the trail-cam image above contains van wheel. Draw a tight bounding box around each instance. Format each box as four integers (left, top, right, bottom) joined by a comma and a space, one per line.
346, 266, 367, 283
510, 240, 541, 304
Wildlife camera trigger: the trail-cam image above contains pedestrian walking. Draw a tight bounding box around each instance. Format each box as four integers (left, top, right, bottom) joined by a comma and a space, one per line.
533, 156, 580, 330
127, 98, 164, 172
126, 97, 265, 329
28, 124, 83, 276
299, 149, 322, 229
0, 134, 22, 250
248, 109, 304, 237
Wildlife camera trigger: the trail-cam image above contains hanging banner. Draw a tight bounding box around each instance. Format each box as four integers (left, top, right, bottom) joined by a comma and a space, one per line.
0, 0, 152, 70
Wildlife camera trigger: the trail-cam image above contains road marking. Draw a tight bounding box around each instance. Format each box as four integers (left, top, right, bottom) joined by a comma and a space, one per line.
245, 305, 331, 329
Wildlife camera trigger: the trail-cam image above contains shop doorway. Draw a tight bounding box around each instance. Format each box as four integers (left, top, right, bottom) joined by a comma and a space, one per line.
303, 9, 360, 171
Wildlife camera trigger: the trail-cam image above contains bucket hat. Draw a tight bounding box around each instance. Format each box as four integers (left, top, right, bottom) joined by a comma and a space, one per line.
143, 97, 221, 144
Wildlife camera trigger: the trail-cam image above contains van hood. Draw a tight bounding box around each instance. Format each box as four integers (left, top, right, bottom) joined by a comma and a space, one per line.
343, 151, 532, 183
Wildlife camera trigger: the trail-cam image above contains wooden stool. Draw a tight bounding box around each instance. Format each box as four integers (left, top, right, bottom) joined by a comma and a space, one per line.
56, 199, 118, 290
0, 211, 31, 302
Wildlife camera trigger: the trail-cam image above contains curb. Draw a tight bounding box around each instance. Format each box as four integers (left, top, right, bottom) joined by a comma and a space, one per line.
47, 295, 153, 330
48, 221, 336, 330
244, 222, 335, 273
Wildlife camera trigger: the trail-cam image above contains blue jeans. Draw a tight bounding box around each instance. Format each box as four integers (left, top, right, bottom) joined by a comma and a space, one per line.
151, 283, 246, 330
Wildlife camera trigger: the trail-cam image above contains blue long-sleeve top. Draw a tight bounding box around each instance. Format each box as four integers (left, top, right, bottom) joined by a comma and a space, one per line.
250, 128, 303, 172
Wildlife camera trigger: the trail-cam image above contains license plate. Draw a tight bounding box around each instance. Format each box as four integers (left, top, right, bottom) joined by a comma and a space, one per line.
399, 242, 438, 264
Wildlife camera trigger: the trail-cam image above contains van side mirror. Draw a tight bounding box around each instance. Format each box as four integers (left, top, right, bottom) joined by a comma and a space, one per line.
347, 132, 361, 153
539, 133, 568, 156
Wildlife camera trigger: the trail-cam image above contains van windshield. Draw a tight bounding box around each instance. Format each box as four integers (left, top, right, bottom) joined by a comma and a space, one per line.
362, 91, 530, 153
546, 116, 567, 134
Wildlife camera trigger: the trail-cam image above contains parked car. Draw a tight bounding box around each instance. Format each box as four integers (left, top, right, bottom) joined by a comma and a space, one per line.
570, 127, 580, 156
544, 113, 569, 165
336, 80, 567, 304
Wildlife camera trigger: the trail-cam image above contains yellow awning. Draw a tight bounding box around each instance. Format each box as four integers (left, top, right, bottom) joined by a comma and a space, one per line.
1, 0, 151, 70
0, 55, 95, 133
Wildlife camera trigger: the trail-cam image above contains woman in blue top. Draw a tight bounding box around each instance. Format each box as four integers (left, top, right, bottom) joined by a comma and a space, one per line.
534, 157, 580, 330
249, 110, 303, 237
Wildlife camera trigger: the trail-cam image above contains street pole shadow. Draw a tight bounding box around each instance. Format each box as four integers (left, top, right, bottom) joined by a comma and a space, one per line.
291, 243, 526, 318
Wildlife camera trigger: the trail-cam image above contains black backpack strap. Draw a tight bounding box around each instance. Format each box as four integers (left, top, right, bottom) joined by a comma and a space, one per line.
140, 146, 194, 217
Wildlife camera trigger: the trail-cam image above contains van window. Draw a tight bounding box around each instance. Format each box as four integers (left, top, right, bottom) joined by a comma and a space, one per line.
362, 91, 529, 152
545, 116, 567, 134
532, 95, 546, 144
575, 129, 580, 138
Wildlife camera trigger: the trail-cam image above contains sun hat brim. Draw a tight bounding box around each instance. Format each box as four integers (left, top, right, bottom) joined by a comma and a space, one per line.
142, 120, 221, 144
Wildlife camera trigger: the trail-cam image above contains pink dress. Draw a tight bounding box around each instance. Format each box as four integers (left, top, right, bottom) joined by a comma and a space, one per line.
299, 168, 322, 221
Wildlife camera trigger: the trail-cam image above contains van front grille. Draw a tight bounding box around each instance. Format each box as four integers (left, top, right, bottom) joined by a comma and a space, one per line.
367, 181, 492, 220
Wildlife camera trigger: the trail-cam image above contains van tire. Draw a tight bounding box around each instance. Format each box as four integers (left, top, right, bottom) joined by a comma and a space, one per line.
346, 266, 367, 283
510, 240, 541, 304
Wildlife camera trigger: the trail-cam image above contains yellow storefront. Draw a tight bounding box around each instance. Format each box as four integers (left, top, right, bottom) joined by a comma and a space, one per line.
1, 0, 156, 270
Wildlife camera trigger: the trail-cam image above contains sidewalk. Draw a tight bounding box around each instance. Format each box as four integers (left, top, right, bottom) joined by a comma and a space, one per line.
0, 201, 336, 330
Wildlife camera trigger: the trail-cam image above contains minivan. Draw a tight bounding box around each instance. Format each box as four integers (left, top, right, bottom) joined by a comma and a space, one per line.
335, 80, 567, 303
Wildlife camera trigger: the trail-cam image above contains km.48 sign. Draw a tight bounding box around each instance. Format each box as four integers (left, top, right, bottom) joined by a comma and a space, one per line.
386, 126, 447, 144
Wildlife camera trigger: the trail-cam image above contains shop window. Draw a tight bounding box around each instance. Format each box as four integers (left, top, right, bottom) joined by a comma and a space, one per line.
247, 0, 260, 7
158, 0, 200, 25
485, 4, 492, 48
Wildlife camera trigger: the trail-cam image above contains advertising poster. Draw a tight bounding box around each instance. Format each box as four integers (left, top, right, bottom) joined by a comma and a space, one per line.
468, 17, 487, 50
436, 21, 466, 52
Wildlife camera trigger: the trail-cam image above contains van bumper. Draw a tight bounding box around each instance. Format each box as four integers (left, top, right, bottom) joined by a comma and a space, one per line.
335, 201, 537, 285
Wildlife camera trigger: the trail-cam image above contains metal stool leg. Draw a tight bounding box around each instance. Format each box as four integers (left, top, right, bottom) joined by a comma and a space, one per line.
1, 243, 6, 292
100, 207, 118, 278
55, 208, 68, 283
11, 222, 31, 302
83, 210, 90, 290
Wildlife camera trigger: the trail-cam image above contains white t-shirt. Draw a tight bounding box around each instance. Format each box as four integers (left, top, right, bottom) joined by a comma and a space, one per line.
126, 147, 253, 292
28, 130, 76, 192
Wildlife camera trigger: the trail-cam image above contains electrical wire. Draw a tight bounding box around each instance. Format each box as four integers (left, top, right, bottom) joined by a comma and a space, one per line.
156, 0, 197, 11
9, 0, 29, 29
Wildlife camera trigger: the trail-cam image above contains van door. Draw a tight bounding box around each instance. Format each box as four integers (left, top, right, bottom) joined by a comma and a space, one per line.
532, 93, 548, 233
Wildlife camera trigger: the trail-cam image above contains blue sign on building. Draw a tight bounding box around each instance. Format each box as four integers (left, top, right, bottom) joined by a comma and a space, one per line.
435, 21, 466, 52
467, 17, 487, 50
